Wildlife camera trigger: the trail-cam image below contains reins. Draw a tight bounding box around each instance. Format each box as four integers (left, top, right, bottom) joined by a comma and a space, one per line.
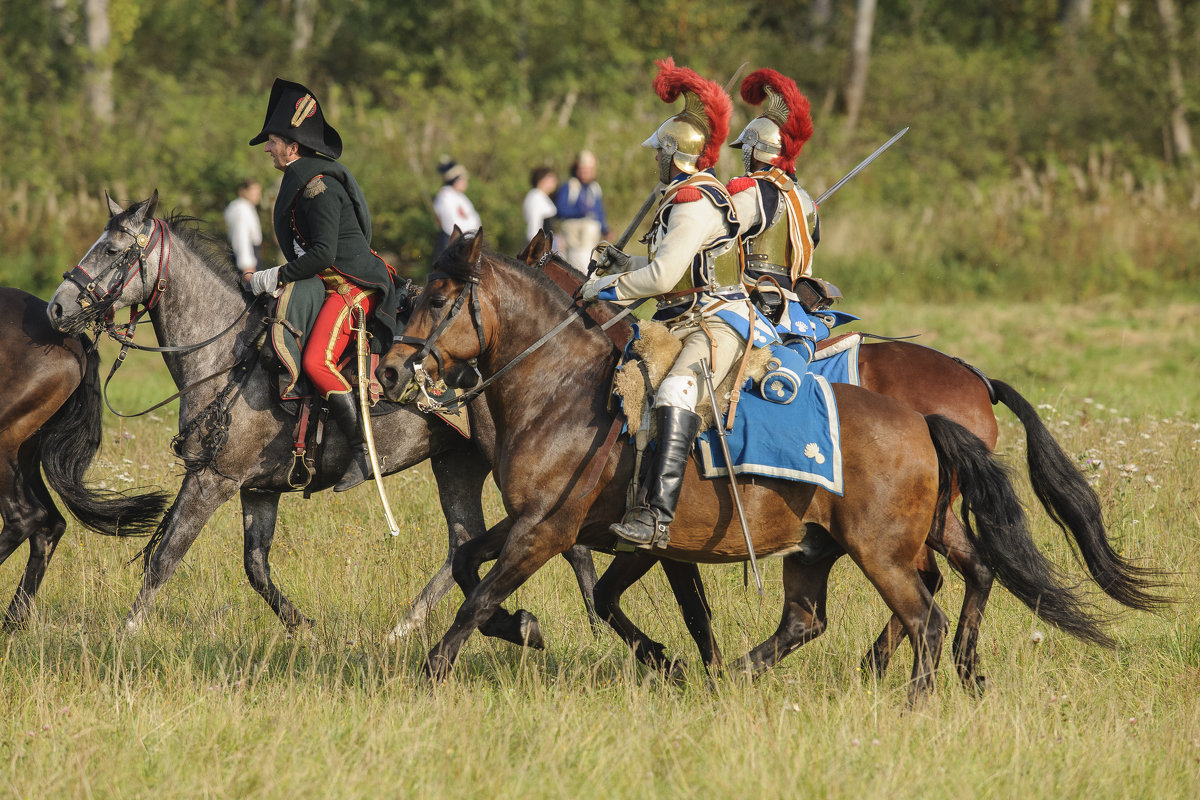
406, 277, 591, 413
65, 216, 270, 418
404, 256, 647, 414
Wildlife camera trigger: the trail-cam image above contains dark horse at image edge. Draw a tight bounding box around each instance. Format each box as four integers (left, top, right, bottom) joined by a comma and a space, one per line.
0, 287, 168, 628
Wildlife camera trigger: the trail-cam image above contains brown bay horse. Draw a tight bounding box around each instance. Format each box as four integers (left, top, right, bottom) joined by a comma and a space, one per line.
517, 232, 1165, 688
0, 287, 168, 628
379, 231, 1133, 699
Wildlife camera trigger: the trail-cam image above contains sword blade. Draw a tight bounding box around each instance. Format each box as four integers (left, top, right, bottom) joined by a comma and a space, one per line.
587, 183, 664, 277
814, 126, 909, 206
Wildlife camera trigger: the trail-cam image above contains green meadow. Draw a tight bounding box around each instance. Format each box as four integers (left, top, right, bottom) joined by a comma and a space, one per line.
1, 297, 1197, 799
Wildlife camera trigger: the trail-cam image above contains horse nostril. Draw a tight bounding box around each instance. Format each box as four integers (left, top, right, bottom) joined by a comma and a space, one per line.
379, 365, 398, 390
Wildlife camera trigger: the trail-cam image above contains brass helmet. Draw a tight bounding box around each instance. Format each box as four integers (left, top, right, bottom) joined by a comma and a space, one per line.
731, 69, 813, 174
642, 58, 731, 184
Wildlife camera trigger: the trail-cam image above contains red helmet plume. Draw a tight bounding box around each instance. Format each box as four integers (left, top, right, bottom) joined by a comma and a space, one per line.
738, 68, 813, 171
650, 58, 731, 172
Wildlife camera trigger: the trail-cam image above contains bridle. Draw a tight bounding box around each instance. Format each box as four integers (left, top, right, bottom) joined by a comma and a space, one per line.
62, 217, 170, 320
61, 215, 266, 418
392, 260, 488, 407
395, 249, 608, 413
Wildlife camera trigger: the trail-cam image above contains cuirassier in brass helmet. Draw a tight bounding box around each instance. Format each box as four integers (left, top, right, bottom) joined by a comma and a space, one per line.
641, 58, 732, 184
730, 69, 813, 175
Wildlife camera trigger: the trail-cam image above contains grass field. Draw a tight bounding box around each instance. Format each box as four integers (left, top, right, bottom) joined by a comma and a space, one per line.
2, 299, 1198, 799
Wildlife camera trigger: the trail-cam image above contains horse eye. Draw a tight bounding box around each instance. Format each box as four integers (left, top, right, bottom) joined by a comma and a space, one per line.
429, 296, 448, 309
105, 246, 119, 255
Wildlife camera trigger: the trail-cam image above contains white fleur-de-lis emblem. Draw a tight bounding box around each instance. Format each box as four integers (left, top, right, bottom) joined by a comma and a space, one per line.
804, 442, 826, 464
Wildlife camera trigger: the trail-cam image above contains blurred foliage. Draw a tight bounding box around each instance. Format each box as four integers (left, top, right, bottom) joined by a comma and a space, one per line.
0, 0, 1196, 299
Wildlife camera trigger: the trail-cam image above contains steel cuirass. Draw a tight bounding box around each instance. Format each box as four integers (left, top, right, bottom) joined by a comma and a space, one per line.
743, 168, 817, 285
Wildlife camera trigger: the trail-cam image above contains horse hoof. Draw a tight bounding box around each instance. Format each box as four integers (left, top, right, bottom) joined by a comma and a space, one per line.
859, 654, 889, 681
387, 619, 417, 645
664, 659, 688, 684
517, 610, 545, 650
424, 651, 454, 682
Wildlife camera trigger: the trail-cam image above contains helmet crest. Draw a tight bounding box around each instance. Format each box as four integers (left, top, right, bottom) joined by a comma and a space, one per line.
739, 69, 813, 172
651, 58, 731, 172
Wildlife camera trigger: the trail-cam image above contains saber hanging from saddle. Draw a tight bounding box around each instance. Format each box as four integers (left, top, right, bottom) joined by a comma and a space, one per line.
354, 306, 400, 536
699, 358, 763, 595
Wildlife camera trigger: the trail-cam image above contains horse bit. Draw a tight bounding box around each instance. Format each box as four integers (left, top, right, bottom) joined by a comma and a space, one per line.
62, 218, 169, 320
393, 256, 487, 410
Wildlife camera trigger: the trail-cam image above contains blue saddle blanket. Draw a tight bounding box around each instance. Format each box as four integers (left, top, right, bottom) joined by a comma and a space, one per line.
696, 344, 843, 495
803, 336, 861, 387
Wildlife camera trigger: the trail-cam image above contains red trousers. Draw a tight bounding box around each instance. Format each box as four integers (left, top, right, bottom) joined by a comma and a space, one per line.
302, 274, 377, 398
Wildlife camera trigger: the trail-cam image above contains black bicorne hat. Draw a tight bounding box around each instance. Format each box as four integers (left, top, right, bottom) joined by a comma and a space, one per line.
249, 78, 342, 159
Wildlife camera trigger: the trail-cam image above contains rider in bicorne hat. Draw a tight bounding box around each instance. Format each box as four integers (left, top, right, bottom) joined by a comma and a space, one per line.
581, 58, 779, 548
727, 68, 842, 357
246, 78, 400, 491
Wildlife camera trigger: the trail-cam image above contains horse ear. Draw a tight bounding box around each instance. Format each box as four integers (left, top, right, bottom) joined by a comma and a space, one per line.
105, 191, 123, 218
448, 226, 464, 247
128, 191, 159, 228
518, 229, 550, 266
465, 228, 484, 277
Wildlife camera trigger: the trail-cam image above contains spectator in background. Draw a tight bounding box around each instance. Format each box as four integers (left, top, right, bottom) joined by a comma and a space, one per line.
224, 178, 263, 279
433, 158, 481, 257
555, 150, 609, 272
523, 166, 558, 244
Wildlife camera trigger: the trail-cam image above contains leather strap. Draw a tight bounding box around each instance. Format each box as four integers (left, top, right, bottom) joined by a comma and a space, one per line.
575, 414, 624, 499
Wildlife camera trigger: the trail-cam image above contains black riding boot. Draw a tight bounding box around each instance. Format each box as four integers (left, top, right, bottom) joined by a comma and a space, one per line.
327, 392, 373, 492
610, 405, 702, 547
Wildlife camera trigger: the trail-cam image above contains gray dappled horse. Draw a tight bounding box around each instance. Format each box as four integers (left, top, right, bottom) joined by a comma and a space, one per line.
46, 192, 595, 641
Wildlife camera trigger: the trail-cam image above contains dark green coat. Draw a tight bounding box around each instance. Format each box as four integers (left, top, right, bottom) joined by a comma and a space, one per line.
273, 156, 399, 345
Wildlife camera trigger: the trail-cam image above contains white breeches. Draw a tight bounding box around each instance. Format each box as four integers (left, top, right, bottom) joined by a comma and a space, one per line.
653, 316, 747, 412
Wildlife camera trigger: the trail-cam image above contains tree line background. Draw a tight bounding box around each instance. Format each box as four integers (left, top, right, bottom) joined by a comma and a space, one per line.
1, 0, 1197, 303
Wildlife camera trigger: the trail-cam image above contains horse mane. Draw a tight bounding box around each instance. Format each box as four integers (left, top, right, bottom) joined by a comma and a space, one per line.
105, 205, 240, 289
162, 213, 240, 288
433, 231, 570, 302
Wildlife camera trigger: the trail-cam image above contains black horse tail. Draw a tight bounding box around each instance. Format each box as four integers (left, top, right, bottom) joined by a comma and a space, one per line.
925, 414, 1115, 648
37, 342, 169, 537
991, 379, 1170, 611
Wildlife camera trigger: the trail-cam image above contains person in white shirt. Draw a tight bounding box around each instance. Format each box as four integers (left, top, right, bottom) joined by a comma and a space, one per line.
433, 160, 481, 257
522, 166, 558, 244
224, 179, 263, 279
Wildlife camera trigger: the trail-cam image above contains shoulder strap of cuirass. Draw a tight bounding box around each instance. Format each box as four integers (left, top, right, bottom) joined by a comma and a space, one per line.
750, 167, 814, 282
653, 173, 738, 243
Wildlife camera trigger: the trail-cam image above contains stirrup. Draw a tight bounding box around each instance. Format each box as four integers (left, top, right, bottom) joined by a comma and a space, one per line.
609, 507, 671, 549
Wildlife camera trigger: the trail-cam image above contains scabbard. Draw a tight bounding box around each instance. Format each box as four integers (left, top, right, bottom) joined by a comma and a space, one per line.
355, 307, 400, 536
699, 358, 763, 595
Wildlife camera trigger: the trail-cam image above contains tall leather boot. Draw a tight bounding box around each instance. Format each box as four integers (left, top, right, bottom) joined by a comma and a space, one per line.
326, 392, 373, 492
610, 405, 702, 547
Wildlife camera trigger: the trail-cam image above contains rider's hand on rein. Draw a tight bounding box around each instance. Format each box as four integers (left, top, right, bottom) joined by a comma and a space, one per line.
248, 266, 282, 296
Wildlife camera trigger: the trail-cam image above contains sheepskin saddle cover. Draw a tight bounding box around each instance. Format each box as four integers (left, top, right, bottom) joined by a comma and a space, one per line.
612, 320, 773, 433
